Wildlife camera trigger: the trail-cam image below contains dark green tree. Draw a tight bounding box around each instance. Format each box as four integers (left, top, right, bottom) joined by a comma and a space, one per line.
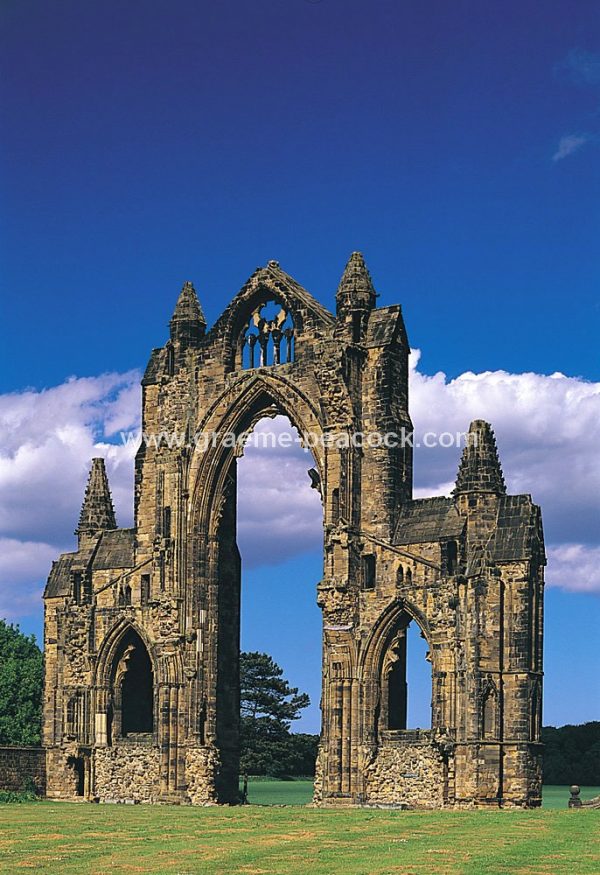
240, 651, 315, 777
0, 619, 43, 745
542, 722, 600, 785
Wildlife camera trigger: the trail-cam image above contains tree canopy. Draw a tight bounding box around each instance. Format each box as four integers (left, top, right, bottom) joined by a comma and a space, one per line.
241, 651, 309, 726
0, 619, 43, 746
240, 651, 317, 777
542, 722, 600, 786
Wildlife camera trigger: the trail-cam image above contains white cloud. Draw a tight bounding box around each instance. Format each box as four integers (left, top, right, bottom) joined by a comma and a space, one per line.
0, 354, 599, 627
409, 351, 600, 547
552, 133, 591, 161
0, 372, 140, 544
237, 417, 322, 568
546, 544, 600, 593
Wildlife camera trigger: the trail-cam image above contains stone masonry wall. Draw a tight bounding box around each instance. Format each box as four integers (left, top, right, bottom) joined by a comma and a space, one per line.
0, 747, 46, 794
363, 740, 449, 808
94, 745, 161, 803
185, 746, 220, 805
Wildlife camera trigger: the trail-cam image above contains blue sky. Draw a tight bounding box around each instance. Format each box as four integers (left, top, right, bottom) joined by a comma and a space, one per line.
0, 1, 599, 733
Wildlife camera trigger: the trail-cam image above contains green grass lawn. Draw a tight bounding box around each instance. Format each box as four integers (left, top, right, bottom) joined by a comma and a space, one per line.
0, 796, 598, 875
242, 780, 600, 809
542, 785, 600, 809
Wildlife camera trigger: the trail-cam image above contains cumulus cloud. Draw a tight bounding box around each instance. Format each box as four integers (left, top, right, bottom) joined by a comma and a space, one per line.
408, 351, 600, 548
0, 371, 140, 543
552, 133, 591, 162
0, 538, 57, 621
237, 417, 322, 569
0, 354, 599, 628
547, 544, 600, 594
0, 372, 141, 621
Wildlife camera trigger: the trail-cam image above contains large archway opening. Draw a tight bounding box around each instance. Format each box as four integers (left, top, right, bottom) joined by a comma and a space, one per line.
236, 414, 323, 802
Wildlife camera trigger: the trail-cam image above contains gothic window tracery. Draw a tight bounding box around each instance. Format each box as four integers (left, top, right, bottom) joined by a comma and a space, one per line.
241, 299, 294, 368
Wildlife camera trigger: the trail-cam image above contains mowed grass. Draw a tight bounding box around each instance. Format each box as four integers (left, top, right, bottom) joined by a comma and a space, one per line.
243, 780, 600, 809
542, 785, 600, 809
0, 796, 598, 875
244, 779, 315, 806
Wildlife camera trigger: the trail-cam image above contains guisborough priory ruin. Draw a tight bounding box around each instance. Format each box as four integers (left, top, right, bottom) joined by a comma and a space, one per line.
43, 254, 545, 808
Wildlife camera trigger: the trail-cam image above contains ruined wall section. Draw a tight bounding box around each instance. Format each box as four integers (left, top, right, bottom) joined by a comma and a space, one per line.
363, 734, 452, 808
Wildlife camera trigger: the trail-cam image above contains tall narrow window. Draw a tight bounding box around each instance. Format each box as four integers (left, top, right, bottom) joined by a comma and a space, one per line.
386, 632, 407, 729
331, 488, 340, 524
140, 574, 150, 606
166, 344, 175, 376
482, 689, 497, 740
162, 506, 171, 539
72, 572, 82, 605
379, 619, 431, 734
121, 645, 153, 734
112, 630, 154, 738
443, 540, 458, 575
363, 554, 376, 590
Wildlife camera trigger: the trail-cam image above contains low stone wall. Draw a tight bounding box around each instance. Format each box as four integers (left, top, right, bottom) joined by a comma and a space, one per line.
94, 744, 161, 803
363, 739, 450, 808
0, 747, 46, 794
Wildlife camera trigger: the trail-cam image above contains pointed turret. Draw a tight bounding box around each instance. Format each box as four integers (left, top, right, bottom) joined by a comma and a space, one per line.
336, 251, 377, 315
76, 458, 117, 540
454, 420, 506, 496
336, 252, 377, 340
169, 281, 206, 347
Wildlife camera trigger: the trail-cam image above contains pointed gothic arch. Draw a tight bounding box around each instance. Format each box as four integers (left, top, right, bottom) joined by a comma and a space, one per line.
94, 621, 157, 744
361, 598, 433, 741
185, 369, 330, 801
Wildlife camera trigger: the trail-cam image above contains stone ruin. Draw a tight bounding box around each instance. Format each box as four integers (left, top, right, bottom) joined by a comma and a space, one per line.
43, 254, 545, 806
